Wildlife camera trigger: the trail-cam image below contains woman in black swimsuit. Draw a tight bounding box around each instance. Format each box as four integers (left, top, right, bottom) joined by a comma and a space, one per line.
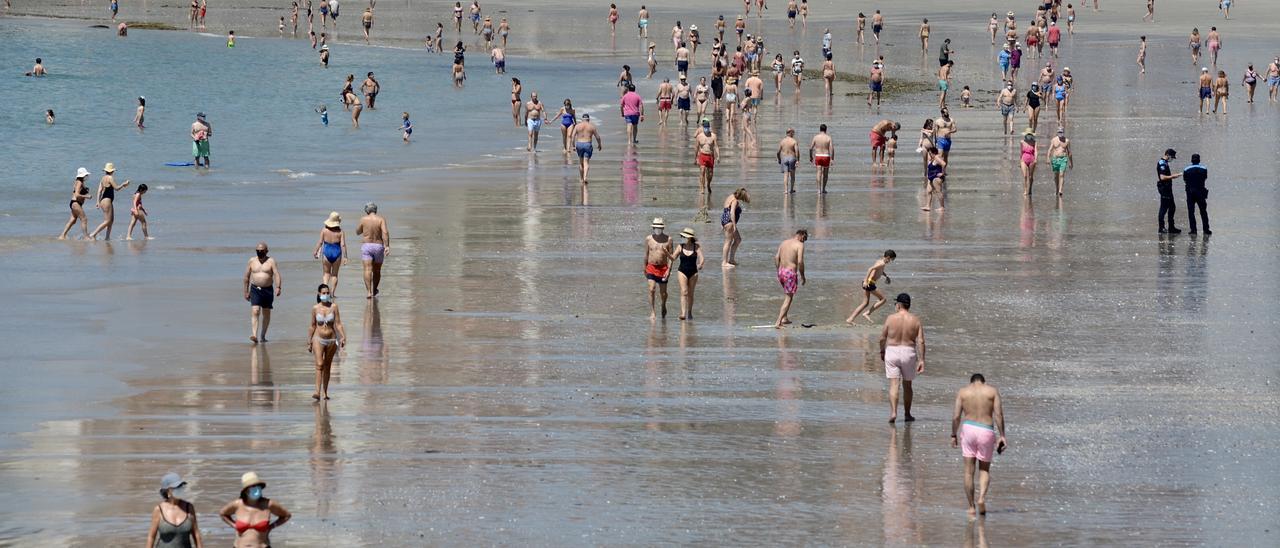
720, 187, 749, 267
89, 162, 130, 241
670, 227, 705, 321
58, 167, 93, 240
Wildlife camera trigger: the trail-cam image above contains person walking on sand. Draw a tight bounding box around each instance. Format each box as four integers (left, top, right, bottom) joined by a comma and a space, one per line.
721, 188, 748, 268
847, 250, 896, 323
571, 113, 603, 184
1156, 148, 1182, 234
880, 293, 925, 423
656, 78, 674, 127
58, 167, 93, 240
1198, 67, 1212, 114
1019, 132, 1038, 196
868, 59, 884, 106
777, 128, 799, 193
355, 203, 390, 298
1212, 69, 1229, 114
695, 118, 720, 194
313, 212, 348, 294
637, 5, 649, 39
998, 81, 1017, 135
1243, 64, 1260, 104
125, 184, 149, 240
244, 242, 282, 343
621, 84, 644, 144
524, 92, 547, 151
1182, 154, 1210, 235
1046, 128, 1073, 196
671, 228, 705, 321
644, 218, 674, 320
145, 473, 205, 548
1206, 27, 1221, 67
809, 124, 834, 193
88, 163, 130, 240
219, 473, 291, 547
191, 113, 211, 168
361, 7, 373, 43
952, 373, 1007, 517
307, 283, 346, 400
773, 229, 808, 328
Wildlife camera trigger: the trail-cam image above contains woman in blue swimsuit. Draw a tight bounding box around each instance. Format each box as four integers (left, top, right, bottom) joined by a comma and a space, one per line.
556, 98, 577, 153
313, 211, 348, 295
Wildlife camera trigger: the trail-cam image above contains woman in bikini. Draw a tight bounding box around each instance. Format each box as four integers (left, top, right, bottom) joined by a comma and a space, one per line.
313, 212, 347, 294
510, 77, 522, 127
58, 167, 92, 240
145, 473, 204, 548
219, 472, 291, 548
306, 284, 346, 400
608, 3, 618, 34
916, 118, 935, 180
670, 227, 705, 321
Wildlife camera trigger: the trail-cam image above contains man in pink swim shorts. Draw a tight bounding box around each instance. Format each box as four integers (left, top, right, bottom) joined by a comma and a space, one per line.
356, 202, 390, 299
879, 293, 925, 422
951, 373, 1007, 517
772, 229, 807, 328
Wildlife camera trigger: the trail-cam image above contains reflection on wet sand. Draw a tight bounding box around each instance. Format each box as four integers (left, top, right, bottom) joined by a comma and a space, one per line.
248, 345, 280, 408
310, 402, 337, 518
882, 426, 922, 545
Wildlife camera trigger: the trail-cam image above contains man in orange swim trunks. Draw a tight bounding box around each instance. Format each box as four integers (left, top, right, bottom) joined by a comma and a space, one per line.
808, 123, 834, 193
870, 118, 900, 166
644, 217, 674, 320
694, 117, 720, 194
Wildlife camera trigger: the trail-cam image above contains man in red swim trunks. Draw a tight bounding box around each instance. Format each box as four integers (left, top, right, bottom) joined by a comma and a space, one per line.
694, 117, 720, 194
808, 123, 834, 193
644, 217, 674, 320
870, 118, 900, 166
655, 77, 674, 127
773, 229, 807, 328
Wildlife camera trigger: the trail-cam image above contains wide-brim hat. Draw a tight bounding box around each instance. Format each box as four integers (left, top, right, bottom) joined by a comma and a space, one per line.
324, 212, 342, 228
76, 167, 91, 178
680, 228, 696, 239
650, 217, 666, 229
241, 472, 265, 489
103, 163, 115, 173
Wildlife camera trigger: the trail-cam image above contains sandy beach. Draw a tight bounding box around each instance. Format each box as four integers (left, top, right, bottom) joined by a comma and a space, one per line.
3, 0, 1280, 545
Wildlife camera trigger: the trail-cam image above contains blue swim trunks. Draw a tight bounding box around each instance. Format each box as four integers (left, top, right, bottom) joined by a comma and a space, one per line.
625, 114, 639, 125
936, 136, 952, 151
575, 141, 593, 158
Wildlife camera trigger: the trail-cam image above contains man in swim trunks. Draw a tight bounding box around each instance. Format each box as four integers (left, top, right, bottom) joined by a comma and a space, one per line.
243, 242, 282, 343
879, 293, 925, 423
871, 10, 883, 44
620, 84, 644, 144
637, 5, 649, 38
869, 119, 899, 166
938, 60, 953, 108
191, 113, 211, 168
933, 108, 957, 161
867, 60, 884, 107
1268, 57, 1280, 103
1198, 67, 1213, 114
356, 203, 390, 299
656, 77, 674, 127
777, 128, 799, 193
675, 76, 692, 126
524, 92, 546, 151
675, 41, 690, 77
808, 124, 834, 193
848, 250, 895, 324
645, 217, 673, 320
951, 373, 1007, 517
694, 118, 720, 194
744, 70, 764, 108
361, 7, 372, 43
570, 113, 603, 184
773, 229, 808, 328
1046, 128, 1073, 196
1156, 148, 1182, 234
998, 81, 1017, 134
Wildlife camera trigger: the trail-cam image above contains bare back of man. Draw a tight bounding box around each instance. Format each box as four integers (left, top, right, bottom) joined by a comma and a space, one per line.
951, 375, 1006, 517
355, 207, 389, 298
879, 298, 925, 423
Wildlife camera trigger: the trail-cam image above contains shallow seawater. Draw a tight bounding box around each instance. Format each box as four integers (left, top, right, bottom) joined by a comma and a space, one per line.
2, 3, 1280, 546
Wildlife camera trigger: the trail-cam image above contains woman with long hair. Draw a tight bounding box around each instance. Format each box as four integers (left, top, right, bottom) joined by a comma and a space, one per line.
721, 188, 749, 267
307, 284, 346, 400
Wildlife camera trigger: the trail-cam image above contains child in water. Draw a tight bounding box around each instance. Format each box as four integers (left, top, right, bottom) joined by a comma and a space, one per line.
960, 85, 973, 107
316, 104, 329, 126
401, 112, 413, 142
885, 134, 897, 167
126, 184, 150, 240
227, 30, 236, 47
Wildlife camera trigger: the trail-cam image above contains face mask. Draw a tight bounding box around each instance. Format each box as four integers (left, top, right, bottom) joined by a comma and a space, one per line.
171, 486, 187, 499
653, 229, 662, 235
320, 294, 332, 303
247, 486, 263, 501
256, 250, 267, 260
703, 127, 711, 135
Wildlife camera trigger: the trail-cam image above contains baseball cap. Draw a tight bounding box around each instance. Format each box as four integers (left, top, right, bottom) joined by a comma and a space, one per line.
160, 472, 186, 491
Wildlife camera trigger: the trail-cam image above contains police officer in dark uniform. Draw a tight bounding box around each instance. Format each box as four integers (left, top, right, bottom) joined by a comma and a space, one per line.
1182, 153, 1210, 235
1156, 148, 1182, 234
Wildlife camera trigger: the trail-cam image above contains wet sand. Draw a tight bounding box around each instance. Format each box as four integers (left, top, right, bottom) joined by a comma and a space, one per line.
4, 0, 1280, 545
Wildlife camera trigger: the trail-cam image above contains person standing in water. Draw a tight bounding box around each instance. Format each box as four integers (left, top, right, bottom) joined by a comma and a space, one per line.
58, 167, 93, 240
869, 119, 898, 167
880, 293, 925, 423
219, 473, 291, 547
620, 83, 644, 144
125, 184, 149, 240
847, 250, 896, 323
89, 163, 130, 240
356, 203, 390, 298
671, 227, 705, 321
307, 283, 346, 400
244, 242, 282, 343
313, 212, 348, 294
361, 72, 379, 110
570, 113, 603, 184
524, 91, 546, 152
773, 229, 808, 329
951, 373, 1007, 517
644, 218, 674, 321
191, 113, 211, 168
133, 96, 145, 129
145, 473, 204, 548
809, 124, 834, 193
555, 99, 575, 151
1046, 128, 1073, 196
695, 118, 720, 194
777, 128, 799, 193
720, 188, 748, 268
344, 87, 362, 127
